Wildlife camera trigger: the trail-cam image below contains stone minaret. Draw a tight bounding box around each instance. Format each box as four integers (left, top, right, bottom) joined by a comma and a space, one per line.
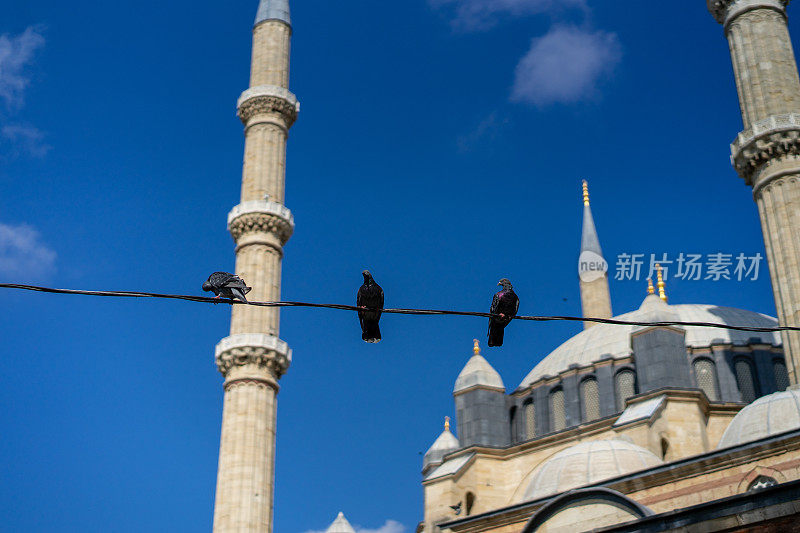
578, 181, 612, 329
709, 0, 800, 384
212, 1, 298, 531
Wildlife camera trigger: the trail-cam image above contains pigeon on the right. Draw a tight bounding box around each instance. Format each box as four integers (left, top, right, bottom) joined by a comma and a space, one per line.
488, 278, 519, 347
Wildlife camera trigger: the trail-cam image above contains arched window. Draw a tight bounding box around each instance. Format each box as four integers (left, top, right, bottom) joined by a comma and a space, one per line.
550, 388, 566, 432
524, 400, 536, 439
465, 492, 475, 515
748, 476, 778, 491
660, 438, 670, 460
509, 406, 518, 443
581, 378, 600, 422
774, 359, 789, 391
693, 358, 719, 401
615, 370, 636, 411
735, 358, 757, 403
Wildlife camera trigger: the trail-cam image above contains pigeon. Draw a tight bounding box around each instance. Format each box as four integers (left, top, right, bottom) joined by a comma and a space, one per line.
488, 278, 519, 347
450, 502, 462, 516
356, 270, 384, 343
202, 271, 252, 303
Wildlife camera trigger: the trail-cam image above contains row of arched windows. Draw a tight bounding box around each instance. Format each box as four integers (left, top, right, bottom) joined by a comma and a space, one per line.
515, 369, 639, 441
691, 356, 789, 403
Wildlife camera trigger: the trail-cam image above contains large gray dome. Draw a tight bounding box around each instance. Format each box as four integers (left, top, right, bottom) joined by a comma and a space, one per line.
717, 388, 800, 448
518, 297, 781, 389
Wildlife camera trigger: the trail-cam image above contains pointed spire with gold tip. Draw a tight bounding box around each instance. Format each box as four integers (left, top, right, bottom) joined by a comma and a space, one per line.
647, 278, 655, 295
423, 415, 460, 474
578, 180, 613, 328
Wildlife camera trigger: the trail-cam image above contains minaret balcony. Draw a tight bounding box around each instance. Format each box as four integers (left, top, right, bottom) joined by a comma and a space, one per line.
227, 200, 295, 246
730, 112, 800, 186
237, 84, 299, 126
215, 333, 292, 381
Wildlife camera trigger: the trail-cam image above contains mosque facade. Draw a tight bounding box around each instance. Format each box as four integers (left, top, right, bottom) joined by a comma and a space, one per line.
420, 1, 800, 530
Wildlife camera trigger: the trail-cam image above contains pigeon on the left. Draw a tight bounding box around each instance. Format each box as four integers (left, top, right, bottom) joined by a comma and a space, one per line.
357, 270, 384, 343
202, 272, 252, 303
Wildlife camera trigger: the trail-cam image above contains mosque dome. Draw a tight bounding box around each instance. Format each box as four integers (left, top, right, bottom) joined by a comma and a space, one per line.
423, 418, 460, 471
454, 340, 505, 393
518, 296, 781, 389
325, 512, 356, 533
717, 387, 800, 449
523, 439, 663, 501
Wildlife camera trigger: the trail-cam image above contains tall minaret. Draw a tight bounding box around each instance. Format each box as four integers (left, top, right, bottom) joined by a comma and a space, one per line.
212, 1, 298, 532
708, 0, 800, 384
578, 180, 612, 328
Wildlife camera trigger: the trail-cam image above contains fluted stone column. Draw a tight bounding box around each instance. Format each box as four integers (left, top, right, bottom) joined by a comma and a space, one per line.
212, 2, 298, 532
710, 0, 800, 385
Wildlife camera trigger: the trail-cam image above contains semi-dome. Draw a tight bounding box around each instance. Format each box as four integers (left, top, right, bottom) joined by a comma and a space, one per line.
454, 340, 504, 393
423, 418, 460, 471
518, 297, 781, 389
717, 387, 800, 448
523, 439, 663, 501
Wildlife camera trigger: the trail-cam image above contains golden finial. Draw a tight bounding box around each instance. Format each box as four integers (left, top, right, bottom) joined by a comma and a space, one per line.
473, 339, 480, 356
647, 278, 655, 295
656, 264, 668, 302
582, 180, 590, 207
444, 416, 451, 432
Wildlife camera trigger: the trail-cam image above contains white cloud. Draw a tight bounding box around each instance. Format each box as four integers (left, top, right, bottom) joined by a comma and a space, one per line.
510, 25, 621, 106
430, 0, 586, 31
0, 26, 45, 110
457, 111, 508, 152
304, 519, 406, 533
2, 123, 50, 157
0, 223, 56, 281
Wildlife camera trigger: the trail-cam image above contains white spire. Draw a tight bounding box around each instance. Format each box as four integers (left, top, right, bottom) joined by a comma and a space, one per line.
326, 512, 356, 533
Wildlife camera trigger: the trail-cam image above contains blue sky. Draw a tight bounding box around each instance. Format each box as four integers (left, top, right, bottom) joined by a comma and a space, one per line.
0, 1, 791, 531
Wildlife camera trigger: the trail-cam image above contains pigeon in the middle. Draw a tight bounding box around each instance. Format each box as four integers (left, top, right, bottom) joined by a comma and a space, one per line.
488, 278, 519, 347
357, 270, 384, 343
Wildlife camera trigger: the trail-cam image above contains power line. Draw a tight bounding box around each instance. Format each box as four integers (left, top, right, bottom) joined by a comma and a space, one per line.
1, 283, 797, 334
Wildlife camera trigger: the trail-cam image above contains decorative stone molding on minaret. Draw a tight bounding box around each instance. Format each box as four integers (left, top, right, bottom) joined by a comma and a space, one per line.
212, 1, 297, 532
709, 0, 800, 385
578, 181, 612, 329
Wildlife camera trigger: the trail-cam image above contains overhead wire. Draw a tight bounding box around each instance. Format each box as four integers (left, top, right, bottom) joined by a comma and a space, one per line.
1, 283, 797, 334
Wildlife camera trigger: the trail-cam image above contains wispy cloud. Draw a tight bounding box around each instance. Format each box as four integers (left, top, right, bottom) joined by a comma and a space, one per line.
0, 223, 56, 281
430, 0, 586, 31
457, 111, 508, 152
510, 25, 621, 106
0, 26, 45, 110
304, 519, 405, 533
2, 123, 50, 157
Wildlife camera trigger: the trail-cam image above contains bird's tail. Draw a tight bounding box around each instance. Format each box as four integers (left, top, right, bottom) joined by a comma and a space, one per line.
231, 288, 249, 303
362, 321, 382, 343
488, 323, 504, 347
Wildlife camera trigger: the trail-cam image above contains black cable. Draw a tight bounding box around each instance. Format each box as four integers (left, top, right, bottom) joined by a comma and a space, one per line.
1, 283, 797, 333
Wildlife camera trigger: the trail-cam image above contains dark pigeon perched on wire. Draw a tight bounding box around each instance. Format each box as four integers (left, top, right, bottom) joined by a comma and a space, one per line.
357, 270, 384, 343
202, 272, 252, 303
488, 278, 519, 347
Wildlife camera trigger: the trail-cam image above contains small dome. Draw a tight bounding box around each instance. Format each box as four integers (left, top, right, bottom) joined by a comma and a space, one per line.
454, 340, 504, 393
518, 299, 781, 389
523, 439, 663, 501
325, 512, 356, 533
717, 388, 800, 448
423, 418, 460, 470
